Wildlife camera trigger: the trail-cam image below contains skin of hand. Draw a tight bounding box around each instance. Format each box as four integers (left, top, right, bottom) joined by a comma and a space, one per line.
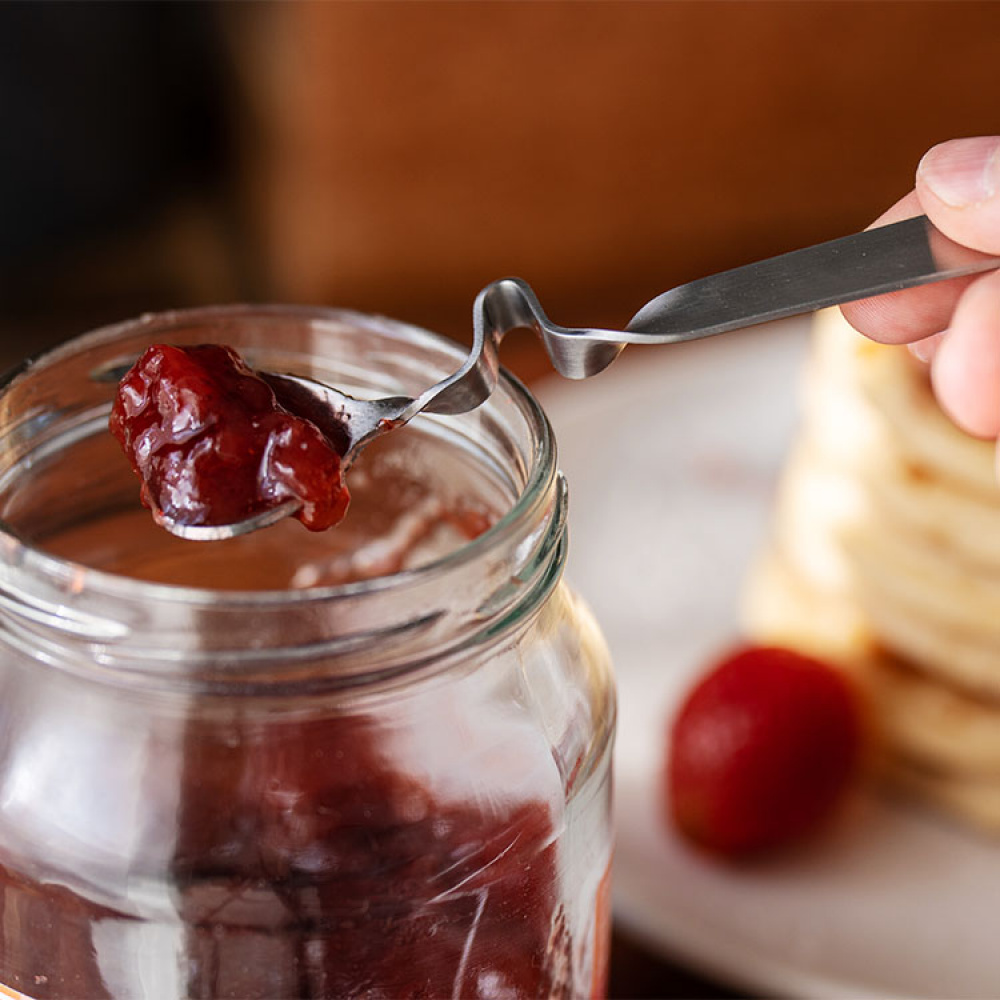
840, 136, 1000, 440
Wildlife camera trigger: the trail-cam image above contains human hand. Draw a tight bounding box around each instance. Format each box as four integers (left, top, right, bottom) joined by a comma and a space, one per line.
840, 136, 1000, 439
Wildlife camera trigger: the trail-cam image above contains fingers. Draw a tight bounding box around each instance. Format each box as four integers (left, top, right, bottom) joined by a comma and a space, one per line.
908, 330, 946, 364
917, 137, 1000, 255
839, 138, 1000, 444
930, 268, 1000, 439
840, 274, 977, 346
840, 190, 981, 345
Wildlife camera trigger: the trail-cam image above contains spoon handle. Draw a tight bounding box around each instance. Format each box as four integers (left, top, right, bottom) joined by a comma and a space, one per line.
625, 215, 1000, 344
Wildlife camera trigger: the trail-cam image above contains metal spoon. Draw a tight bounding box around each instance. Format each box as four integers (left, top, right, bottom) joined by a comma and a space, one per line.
155, 214, 999, 540
154, 278, 630, 541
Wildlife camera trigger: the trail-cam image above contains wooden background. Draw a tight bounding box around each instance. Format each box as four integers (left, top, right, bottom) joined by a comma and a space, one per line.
5, 1, 1000, 381
231, 0, 1000, 368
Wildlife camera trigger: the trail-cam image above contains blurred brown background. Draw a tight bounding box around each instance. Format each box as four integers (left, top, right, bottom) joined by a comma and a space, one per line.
2, 3, 999, 995
3, 0, 1000, 385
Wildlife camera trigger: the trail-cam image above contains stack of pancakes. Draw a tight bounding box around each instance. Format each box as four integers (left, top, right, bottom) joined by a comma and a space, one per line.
743, 307, 1000, 833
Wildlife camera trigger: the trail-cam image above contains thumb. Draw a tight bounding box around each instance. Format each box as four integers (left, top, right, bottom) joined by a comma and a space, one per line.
916, 137, 1000, 254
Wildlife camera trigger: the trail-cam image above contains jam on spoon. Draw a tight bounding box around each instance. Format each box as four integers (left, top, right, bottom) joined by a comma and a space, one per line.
110, 344, 351, 534
105, 278, 630, 541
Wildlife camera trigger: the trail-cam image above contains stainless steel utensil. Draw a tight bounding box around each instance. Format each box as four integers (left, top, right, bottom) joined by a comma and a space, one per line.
160, 214, 1000, 540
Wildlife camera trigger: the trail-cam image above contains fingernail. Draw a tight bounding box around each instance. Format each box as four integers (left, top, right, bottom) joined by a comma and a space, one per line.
908, 331, 946, 364
918, 137, 1000, 207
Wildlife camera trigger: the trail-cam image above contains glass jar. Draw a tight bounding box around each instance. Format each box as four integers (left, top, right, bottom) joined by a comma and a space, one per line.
0, 306, 615, 1000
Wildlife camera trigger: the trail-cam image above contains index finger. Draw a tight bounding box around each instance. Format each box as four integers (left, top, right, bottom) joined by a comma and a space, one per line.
840, 192, 979, 344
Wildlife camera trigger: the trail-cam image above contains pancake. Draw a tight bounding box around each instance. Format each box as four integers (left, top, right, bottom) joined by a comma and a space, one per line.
869, 656, 1000, 778
879, 755, 1000, 837
743, 307, 1000, 832
740, 543, 874, 665
744, 551, 1000, 775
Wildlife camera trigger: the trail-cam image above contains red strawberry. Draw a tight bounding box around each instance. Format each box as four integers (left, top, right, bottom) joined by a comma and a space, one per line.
667, 645, 862, 857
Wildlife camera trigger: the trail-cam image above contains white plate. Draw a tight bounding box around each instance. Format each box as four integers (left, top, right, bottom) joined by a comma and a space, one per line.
538, 318, 1000, 1000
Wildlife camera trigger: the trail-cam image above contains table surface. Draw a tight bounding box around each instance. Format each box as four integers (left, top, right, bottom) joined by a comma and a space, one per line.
609, 928, 743, 999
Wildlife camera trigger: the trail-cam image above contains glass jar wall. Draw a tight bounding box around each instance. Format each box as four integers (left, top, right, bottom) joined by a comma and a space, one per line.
0, 307, 615, 999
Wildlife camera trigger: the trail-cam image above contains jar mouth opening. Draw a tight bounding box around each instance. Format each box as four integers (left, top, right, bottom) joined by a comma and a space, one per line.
0, 303, 559, 609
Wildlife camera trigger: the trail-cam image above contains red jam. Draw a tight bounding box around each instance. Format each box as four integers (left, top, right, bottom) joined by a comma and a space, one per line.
109, 344, 350, 531
0, 716, 567, 999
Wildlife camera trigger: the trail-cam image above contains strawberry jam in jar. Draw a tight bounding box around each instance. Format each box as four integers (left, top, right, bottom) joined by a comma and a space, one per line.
0, 306, 615, 999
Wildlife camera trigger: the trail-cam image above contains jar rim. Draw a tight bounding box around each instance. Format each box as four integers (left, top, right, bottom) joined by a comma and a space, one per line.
0, 303, 559, 610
